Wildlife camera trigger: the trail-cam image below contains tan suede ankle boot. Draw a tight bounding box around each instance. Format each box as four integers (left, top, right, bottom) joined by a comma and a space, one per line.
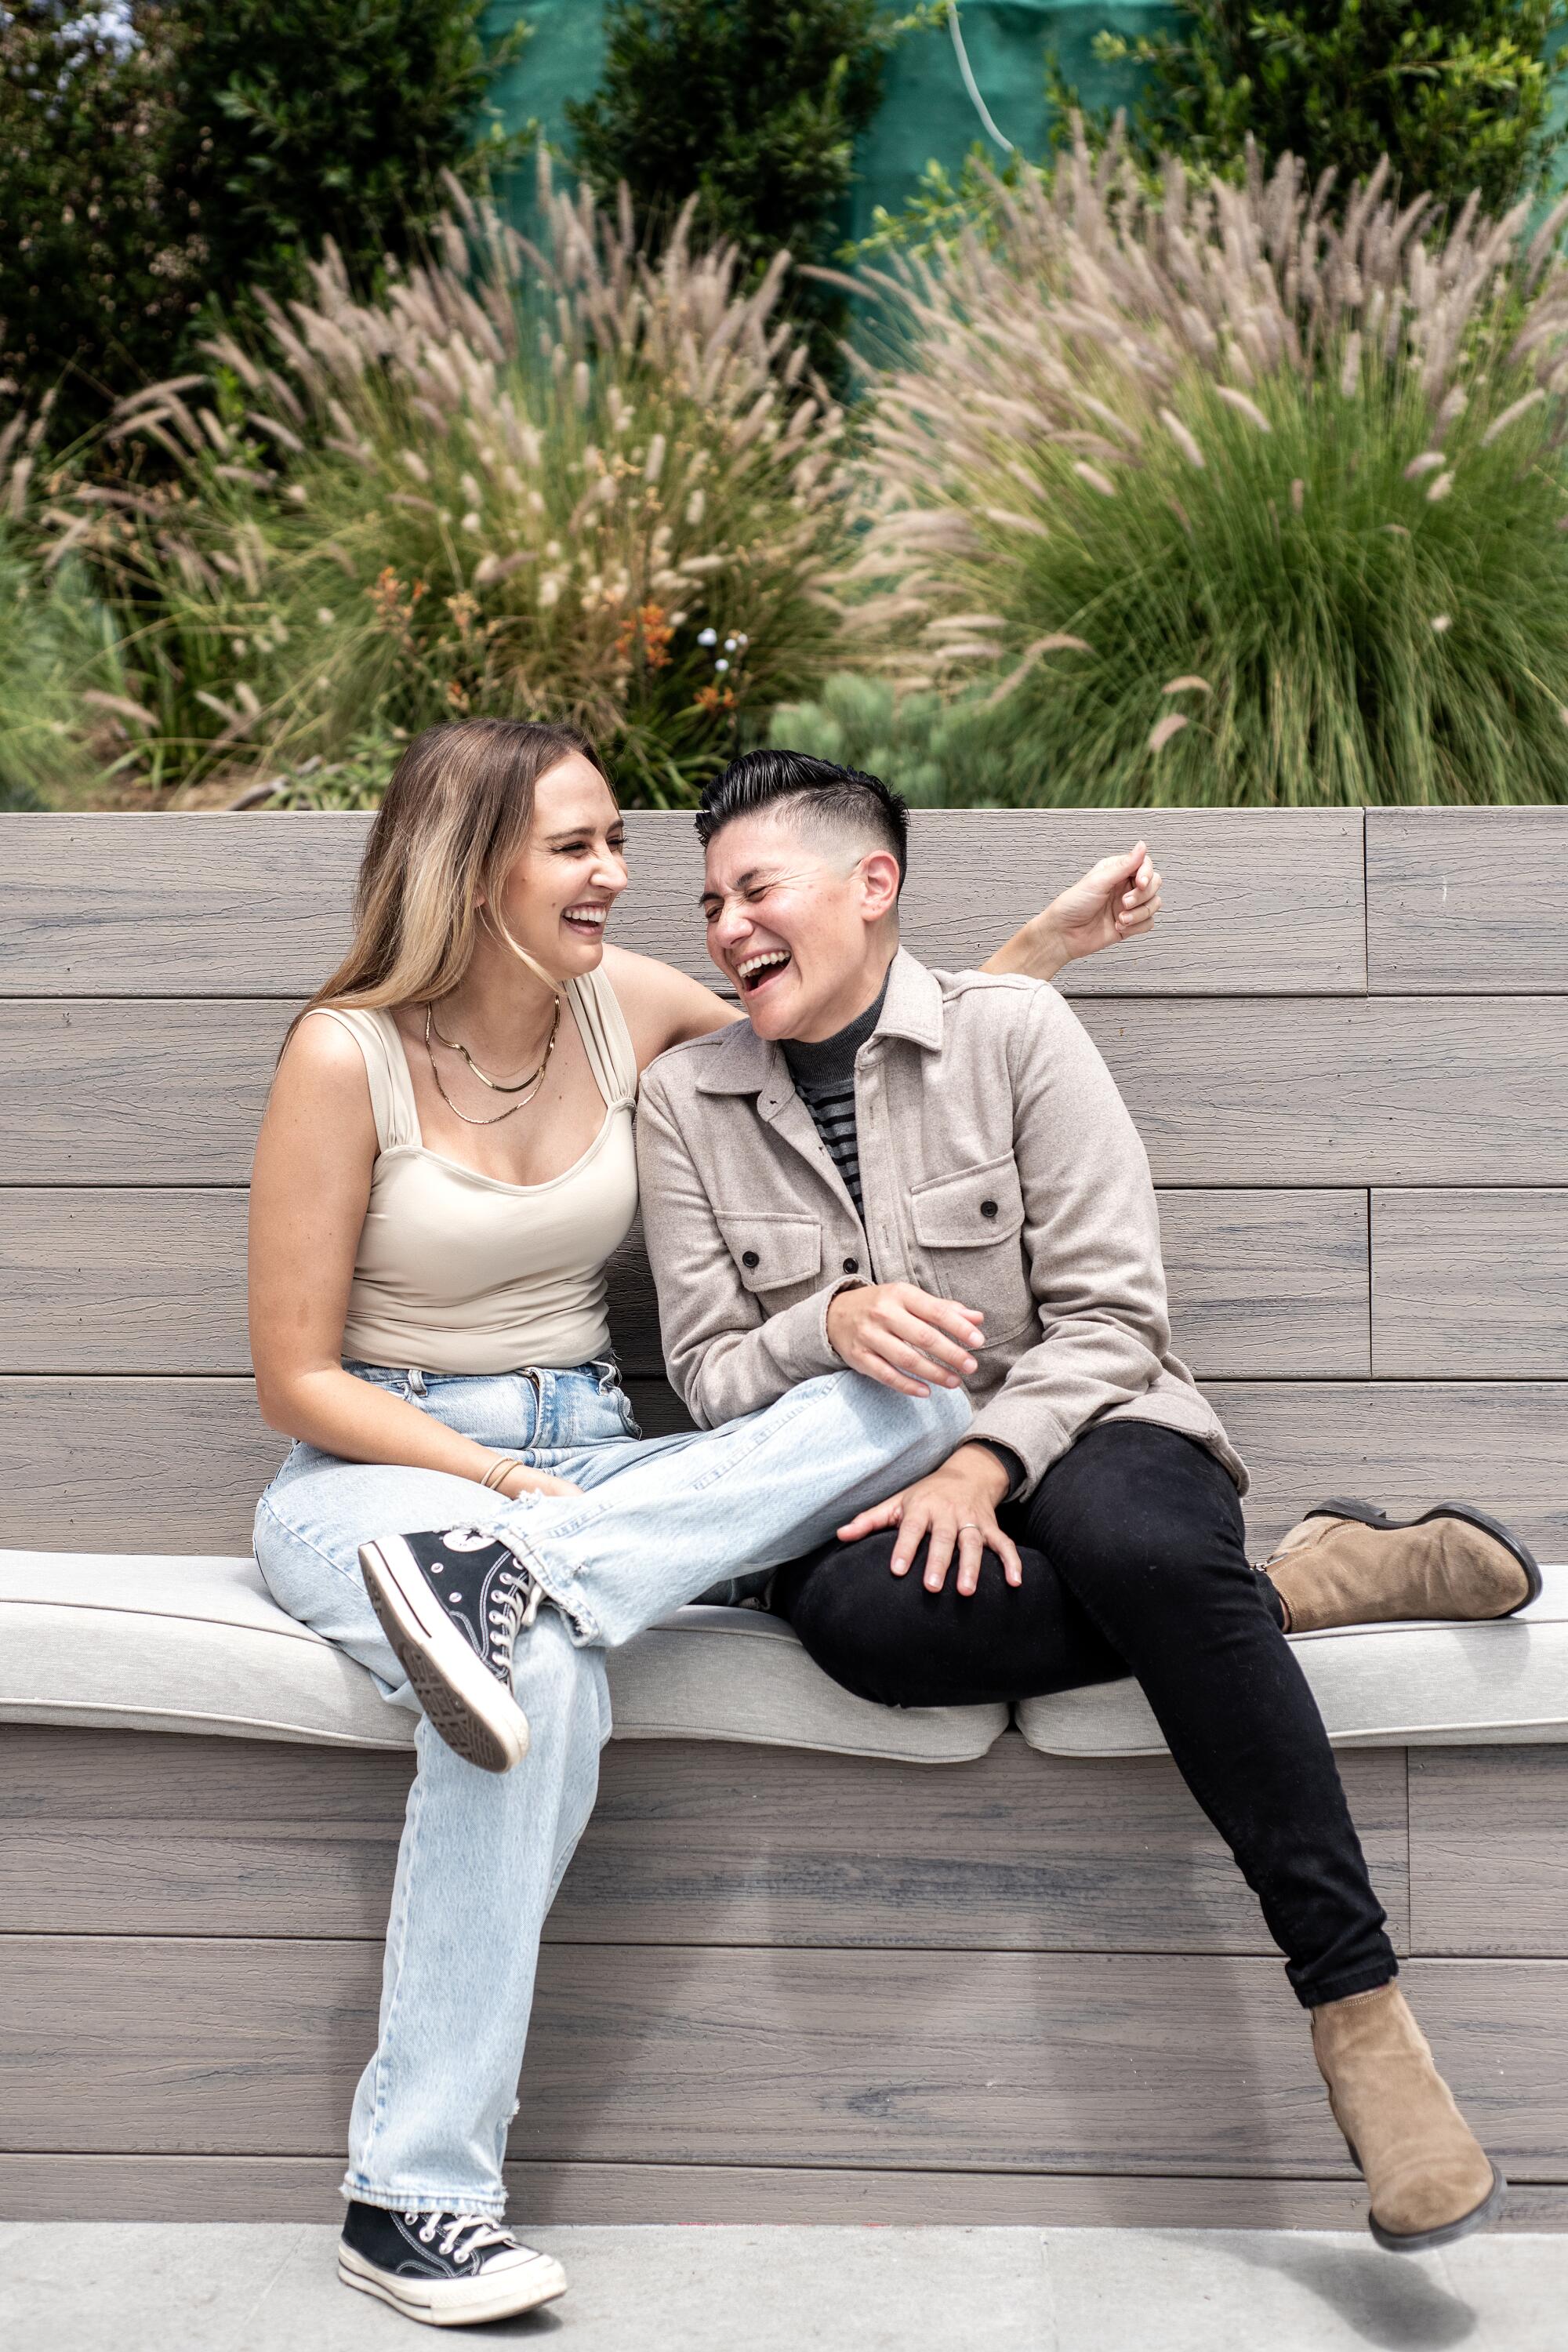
1311, 1981, 1504, 2252
1261, 1498, 1539, 1635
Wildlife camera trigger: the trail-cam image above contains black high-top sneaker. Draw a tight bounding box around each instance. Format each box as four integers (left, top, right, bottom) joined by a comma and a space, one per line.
358, 1528, 543, 1772
339, 2199, 567, 2326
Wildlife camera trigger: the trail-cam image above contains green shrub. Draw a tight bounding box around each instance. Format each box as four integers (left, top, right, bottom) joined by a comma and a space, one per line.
1069, 3, 1568, 213
847, 148, 1047, 266
840, 131, 1568, 806
566, 1, 920, 372
71, 167, 855, 805
0, 1, 523, 440
0, 6, 201, 444
163, 0, 525, 326
767, 673, 1014, 804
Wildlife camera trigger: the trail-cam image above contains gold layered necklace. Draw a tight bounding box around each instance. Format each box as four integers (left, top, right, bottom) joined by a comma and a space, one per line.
423, 995, 561, 1126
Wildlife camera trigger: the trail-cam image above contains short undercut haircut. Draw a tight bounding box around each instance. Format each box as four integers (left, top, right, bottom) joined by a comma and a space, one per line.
695, 749, 910, 888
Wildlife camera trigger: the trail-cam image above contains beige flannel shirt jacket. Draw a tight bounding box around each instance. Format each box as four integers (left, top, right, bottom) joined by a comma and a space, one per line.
635, 948, 1246, 1500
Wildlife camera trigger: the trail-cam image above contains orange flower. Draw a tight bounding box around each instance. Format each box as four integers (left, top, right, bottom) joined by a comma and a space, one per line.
368, 569, 430, 648
694, 684, 735, 713
615, 601, 674, 671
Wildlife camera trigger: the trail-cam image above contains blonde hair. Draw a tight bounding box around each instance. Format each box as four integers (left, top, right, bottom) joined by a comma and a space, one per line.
286, 718, 611, 1051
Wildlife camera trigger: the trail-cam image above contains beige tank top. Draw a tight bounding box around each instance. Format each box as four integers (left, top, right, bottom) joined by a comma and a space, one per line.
314, 967, 640, 1376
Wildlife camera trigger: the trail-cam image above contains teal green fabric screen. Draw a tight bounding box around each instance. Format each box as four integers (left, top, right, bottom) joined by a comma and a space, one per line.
846, 3, 1175, 243
481, 0, 1179, 242
483, 3, 1568, 240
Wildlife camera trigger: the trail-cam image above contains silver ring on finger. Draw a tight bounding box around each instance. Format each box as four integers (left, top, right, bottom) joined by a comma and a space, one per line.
957, 1521, 982, 1533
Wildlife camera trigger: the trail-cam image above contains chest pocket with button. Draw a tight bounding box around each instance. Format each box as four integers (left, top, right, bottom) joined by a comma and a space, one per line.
907, 1154, 1035, 1343
714, 1212, 823, 1311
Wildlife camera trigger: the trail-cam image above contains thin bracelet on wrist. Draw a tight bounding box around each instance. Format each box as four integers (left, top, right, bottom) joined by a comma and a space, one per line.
480, 1453, 524, 1492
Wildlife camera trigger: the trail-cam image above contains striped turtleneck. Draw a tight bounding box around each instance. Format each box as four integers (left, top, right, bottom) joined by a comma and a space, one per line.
779, 972, 890, 1218
780, 967, 1025, 1501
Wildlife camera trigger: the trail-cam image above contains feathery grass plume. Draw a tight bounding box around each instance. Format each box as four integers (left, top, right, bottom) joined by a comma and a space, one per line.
0, 404, 140, 808
838, 122, 1568, 806
71, 158, 853, 804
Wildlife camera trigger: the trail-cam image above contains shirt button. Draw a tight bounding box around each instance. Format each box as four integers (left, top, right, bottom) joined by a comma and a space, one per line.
980, 1200, 999, 1219
742, 1250, 760, 1269
843, 1257, 859, 1274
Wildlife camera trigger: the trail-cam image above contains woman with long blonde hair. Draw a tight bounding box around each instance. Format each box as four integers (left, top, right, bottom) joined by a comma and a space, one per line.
249, 716, 1160, 2328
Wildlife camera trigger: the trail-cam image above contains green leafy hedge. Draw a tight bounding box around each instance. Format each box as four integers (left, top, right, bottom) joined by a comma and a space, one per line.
0, 0, 522, 440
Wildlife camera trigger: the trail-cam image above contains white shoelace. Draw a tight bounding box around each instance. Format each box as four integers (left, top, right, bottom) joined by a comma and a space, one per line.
486, 1562, 544, 1679
408, 2209, 518, 2265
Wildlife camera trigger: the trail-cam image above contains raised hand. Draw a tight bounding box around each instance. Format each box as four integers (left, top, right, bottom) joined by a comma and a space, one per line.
1044, 840, 1163, 965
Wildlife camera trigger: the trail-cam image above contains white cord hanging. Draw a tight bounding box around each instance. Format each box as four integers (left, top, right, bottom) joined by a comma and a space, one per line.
946, 1, 1014, 153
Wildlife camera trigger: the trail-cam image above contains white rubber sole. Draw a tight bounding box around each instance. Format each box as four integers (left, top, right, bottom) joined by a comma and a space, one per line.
339, 2241, 568, 2325
358, 1536, 531, 1774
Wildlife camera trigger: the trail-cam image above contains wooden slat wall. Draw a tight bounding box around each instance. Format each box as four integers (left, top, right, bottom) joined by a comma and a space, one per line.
0, 1726, 1412, 1953
0, 1185, 1370, 1379
5, 1725, 1568, 2223
4, 1929, 1565, 2176
11, 995, 1568, 1185
5, 1374, 1566, 1553
4, 804, 1567, 2225
1366, 808, 1568, 994
0, 808, 1367, 998
1371, 1191, 1568, 1377
1408, 1749, 1568, 1957
10, 2151, 1568, 2232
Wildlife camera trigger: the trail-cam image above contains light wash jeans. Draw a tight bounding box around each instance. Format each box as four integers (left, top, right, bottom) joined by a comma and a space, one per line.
253, 1355, 968, 2217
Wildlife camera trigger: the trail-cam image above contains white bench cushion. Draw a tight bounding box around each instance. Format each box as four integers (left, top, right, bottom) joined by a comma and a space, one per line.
0, 1550, 1006, 1766
1016, 1564, 1568, 1756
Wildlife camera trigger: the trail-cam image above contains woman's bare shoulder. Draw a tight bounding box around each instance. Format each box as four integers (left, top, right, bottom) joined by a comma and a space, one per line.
601, 942, 733, 1063
270, 1008, 379, 1134
281, 1006, 372, 1080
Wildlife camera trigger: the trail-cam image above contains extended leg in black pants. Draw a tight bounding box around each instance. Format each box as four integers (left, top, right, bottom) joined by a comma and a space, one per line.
772, 1419, 1396, 2009
774, 1418, 1508, 2250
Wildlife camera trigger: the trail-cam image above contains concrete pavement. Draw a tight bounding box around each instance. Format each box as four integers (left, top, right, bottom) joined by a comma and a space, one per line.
2, 2222, 1565, 2350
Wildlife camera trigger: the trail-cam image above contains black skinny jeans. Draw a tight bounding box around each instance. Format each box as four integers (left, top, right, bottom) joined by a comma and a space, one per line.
772, 1419, 1397, 2010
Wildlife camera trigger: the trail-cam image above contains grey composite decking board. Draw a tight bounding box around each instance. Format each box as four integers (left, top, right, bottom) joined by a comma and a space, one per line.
0, 1185, 1372, 1381
1208, 1380, 1568, 1555
1408, 1750, 1568, 1957
18, 2154, 1568, 2230
0, 1187, 253, 1374
1367, 808, 1568, 995
1371, 1191, 1568, 1377
0, 1725, 1410, 1955
0, 1374, 695, 1552
1076, 997, 1568, 1186
1156, 1189, 1370, 1377
11, 995, 1568, 1185
0, 810, 1367, 999
0, 1000, 292, 1183
4, 1374, 1563, 1553
2, 1939, 1563, 2173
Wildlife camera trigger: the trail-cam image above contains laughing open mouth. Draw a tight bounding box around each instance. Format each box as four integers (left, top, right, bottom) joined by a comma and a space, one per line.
563, 904, 608, 939
736, 949, 792, 993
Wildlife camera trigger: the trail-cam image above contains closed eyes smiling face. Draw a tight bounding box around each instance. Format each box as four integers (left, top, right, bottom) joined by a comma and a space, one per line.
699, 811, 891, 1044
492, 755, 630, 980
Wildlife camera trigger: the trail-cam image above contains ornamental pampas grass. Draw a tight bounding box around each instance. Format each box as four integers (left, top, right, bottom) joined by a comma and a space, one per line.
1, 399, 141, 809
837, 122, 1568, 806
71, 160, 852, 803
